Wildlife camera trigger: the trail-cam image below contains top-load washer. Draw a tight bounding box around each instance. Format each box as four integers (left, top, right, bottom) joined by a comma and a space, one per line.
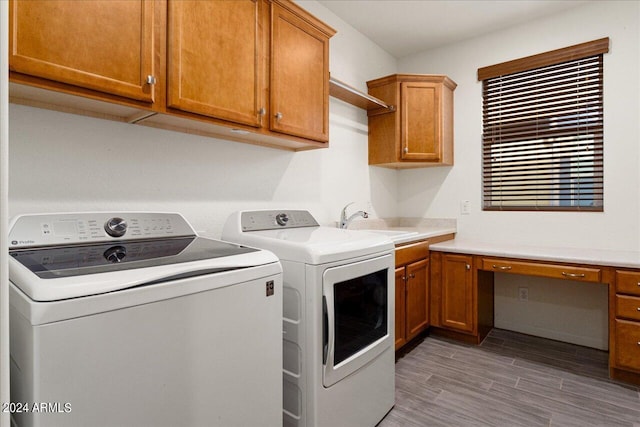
9, 212, 283, 427
222, 209, 395, 427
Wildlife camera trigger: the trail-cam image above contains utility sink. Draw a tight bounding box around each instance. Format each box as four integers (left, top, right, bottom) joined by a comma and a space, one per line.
359, 229, 419, 243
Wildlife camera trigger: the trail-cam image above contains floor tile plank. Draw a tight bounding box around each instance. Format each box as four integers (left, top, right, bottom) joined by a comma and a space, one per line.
380, 329, 640, 427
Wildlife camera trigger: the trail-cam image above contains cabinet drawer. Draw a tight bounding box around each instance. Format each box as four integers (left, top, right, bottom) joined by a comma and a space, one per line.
614, 319, 640, 372
616, 271, 640, 296
395, 241, 429, 266
616, 295, 640, 321
481, 258, 601, 282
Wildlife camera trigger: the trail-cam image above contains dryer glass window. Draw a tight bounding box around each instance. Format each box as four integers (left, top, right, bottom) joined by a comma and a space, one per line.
333, 269, 388, 365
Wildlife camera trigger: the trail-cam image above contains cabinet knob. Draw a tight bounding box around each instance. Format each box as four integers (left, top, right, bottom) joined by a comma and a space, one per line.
275, 112, 283, 120
258, 108, 266, 116
409, 273, 416, 279
146, 75, 157, 85
465, 264, 470, 270
403, 147, 409, 154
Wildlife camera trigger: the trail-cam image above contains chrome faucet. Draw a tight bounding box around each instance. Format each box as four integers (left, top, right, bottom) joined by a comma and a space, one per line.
339, 202, 368, 229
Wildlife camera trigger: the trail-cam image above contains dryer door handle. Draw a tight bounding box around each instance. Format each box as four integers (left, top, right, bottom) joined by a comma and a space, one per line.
322, 296, 328, 364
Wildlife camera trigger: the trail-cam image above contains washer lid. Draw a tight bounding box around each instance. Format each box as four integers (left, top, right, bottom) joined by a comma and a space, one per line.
9, 240, 277, 302
10, 236, 257, 279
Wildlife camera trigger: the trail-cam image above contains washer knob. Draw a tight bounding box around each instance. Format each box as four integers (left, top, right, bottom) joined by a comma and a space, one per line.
104, 217, 127, 238
104, 246, 127, 263
275, 213, 289, 226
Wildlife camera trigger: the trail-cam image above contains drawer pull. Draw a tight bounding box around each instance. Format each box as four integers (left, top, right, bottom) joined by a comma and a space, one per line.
492, 265, 512, 271
562, 272, 586, 278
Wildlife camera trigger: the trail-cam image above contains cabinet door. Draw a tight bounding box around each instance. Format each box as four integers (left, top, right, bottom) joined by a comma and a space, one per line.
441, 254, 475, 333
270, 2, 330, 142
406, 258, 429, 340
401, 82, 441, 161
167, 0, 264, 127
9, 0, 156, 103
395, 267, 407, 350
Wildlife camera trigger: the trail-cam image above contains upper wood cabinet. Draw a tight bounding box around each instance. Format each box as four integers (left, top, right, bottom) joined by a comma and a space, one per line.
167, 0, 265, 128
9, 0, 156, 103
8, 0, 335, 151
270, 2, 331, 142
367, 74, 456, 168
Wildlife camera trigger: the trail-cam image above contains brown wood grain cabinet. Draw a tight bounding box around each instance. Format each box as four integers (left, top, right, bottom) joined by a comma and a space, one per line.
367, 74, 456, 168
429, 252, 493, 345
9, 0, 335, 150
9, 0, 157, 103
270, 1, 331, 142
394, 241, 430, 350
167, 0, 265, 128
612, 270, 640, 379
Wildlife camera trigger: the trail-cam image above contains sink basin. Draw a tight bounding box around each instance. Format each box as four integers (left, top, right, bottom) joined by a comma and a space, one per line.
358, 229, 419, 242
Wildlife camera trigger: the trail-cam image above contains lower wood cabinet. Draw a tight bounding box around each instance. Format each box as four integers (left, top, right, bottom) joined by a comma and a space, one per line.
395, 241, 429, 350
429, 251, 494, 344
612, 270, 640, 379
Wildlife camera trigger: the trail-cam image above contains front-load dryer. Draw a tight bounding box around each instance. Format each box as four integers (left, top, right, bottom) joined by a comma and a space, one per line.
222, 209, 395, 427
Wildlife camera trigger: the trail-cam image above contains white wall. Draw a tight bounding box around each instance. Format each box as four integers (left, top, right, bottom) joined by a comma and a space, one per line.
398, 0, 640, 349
8, 1, 397, 239
399, 1, 639, 251
1, 1, 10, 425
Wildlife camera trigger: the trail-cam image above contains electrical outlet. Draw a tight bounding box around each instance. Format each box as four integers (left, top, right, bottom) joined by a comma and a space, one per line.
460, 200, 470, 215
518, 287, 529, 301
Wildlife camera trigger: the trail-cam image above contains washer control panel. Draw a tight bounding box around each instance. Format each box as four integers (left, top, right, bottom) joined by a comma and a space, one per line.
241, 210, 319, 231
9, 212, 195, 249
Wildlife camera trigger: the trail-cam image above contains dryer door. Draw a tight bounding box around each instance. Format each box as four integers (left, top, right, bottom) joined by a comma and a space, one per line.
322, 253, 394, 387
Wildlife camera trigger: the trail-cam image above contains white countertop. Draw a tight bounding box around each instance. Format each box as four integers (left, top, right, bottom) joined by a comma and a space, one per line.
429, 239, 640, 269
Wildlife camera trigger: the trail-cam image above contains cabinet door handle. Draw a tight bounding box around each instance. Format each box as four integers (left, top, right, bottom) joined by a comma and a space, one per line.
492, 265, 511, 271
258, 107, 266, 116
403, 147, 409, 154
146, 75, 157, 85
409, 273, 415, 279
275, 112, 283, 120
637, 307, 640, 312
561, 272, 585, 278
465, 264, 470, 270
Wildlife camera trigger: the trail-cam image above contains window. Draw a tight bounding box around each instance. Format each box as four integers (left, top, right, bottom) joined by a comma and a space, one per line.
478, 38, 609, 211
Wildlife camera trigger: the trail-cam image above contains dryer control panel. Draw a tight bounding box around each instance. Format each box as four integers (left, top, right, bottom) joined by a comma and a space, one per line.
8, 212, 195, 249
240, 210, 319, 231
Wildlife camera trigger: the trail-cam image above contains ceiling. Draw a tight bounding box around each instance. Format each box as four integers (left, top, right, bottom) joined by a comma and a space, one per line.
316, 0, 588, 58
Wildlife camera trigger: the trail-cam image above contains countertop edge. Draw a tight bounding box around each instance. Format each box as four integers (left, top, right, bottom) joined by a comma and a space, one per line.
429, 239, 640, 269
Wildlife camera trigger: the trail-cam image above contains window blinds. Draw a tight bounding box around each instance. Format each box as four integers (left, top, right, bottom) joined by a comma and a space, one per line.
478, 38, 609, 211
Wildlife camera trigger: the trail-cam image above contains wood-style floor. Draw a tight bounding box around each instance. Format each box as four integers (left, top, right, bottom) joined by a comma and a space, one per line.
379, 329, 640, 427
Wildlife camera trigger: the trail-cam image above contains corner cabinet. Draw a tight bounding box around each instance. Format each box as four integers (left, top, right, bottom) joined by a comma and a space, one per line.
9, 0, 335, 151
395, 241, 430, 350
367, 74, 456, 168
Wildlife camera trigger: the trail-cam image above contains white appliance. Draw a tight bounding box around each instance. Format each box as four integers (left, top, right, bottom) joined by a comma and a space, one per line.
8, 212, 283, 427
222, 210, 395, 427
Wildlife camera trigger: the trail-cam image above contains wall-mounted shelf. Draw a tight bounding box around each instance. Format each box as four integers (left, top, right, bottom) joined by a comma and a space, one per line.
329, 76, 395, 112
